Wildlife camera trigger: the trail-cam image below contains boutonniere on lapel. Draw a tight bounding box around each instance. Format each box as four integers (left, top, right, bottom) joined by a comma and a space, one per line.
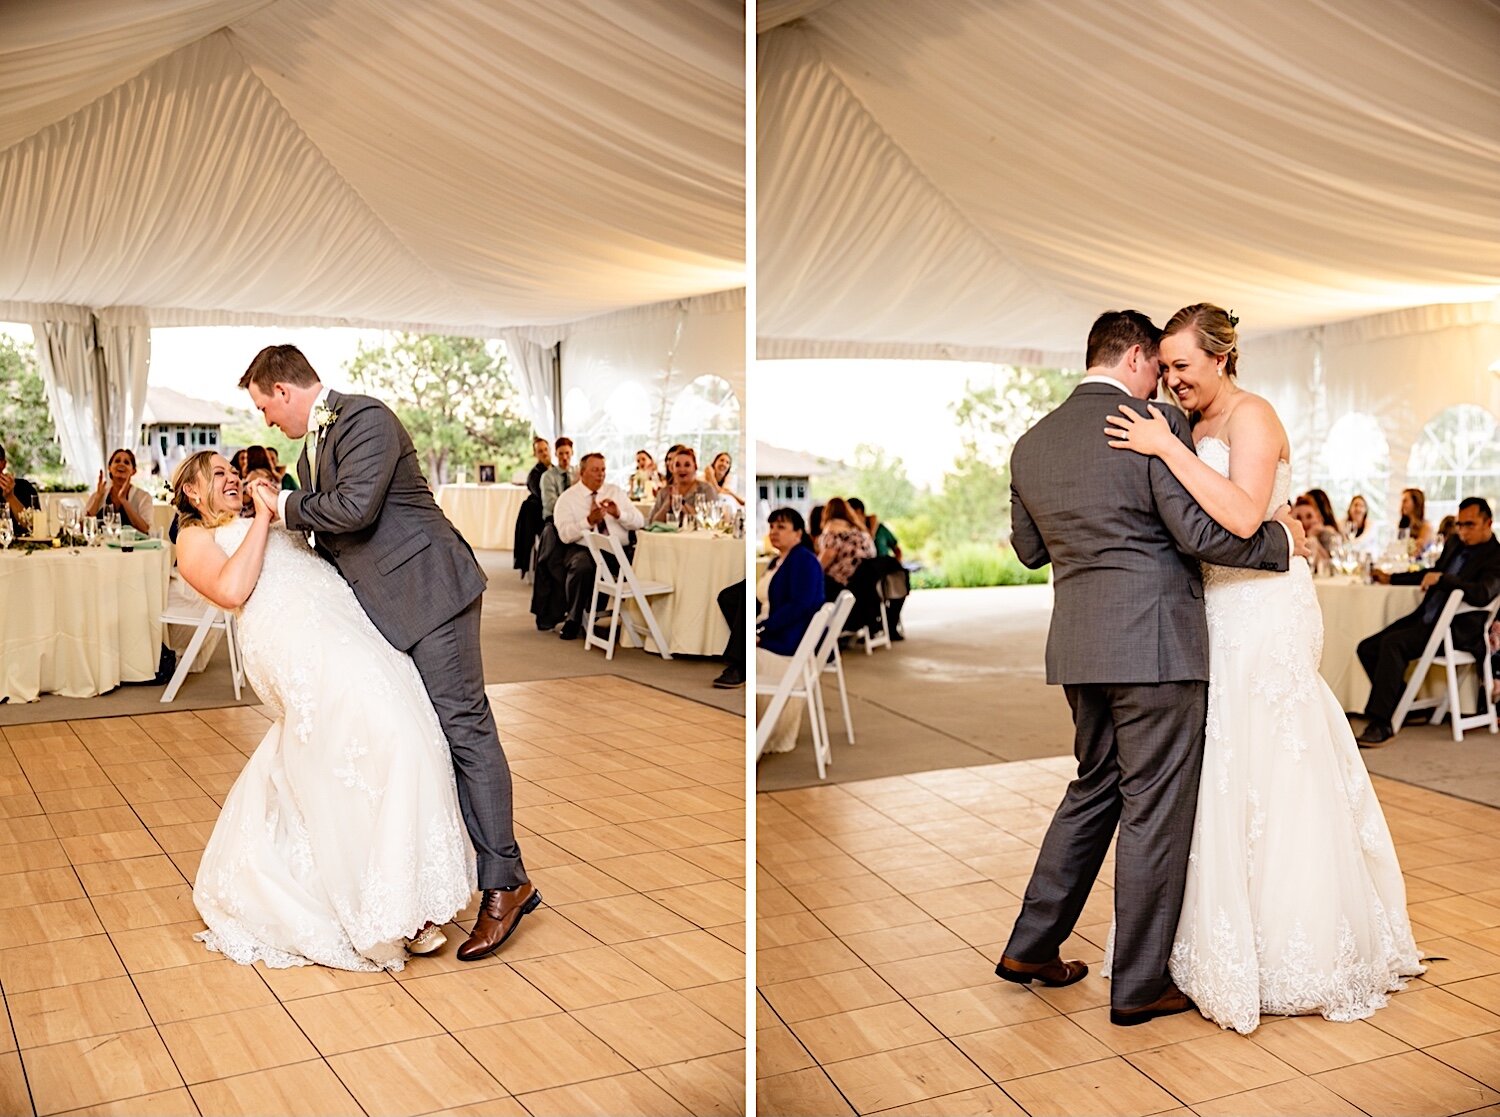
311, 402, 339, 435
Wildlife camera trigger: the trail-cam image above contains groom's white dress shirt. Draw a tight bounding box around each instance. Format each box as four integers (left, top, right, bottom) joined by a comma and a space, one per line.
554, 480, 644, 546
276, 385, 332, 522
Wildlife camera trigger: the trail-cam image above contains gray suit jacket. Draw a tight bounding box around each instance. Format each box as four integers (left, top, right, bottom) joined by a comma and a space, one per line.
1011, 382, 1290, 685
284, 390, 487, 652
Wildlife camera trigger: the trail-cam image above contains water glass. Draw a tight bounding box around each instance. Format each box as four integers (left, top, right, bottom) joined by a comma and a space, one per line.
0, 516, 12, 549
82, 517, 98, 546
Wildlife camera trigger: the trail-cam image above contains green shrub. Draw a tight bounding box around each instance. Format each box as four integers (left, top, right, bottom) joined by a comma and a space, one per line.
910, 544, 1049, 589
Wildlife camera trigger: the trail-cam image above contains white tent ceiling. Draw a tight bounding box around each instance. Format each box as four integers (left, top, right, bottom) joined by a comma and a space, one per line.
0, 0, 745, 333
757, 0, 1500, 366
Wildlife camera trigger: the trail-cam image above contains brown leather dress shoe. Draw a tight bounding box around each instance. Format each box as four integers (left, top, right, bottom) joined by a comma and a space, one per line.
456, 883, 542, 962
995, 954, 1089, 987
1110, 982, 1194, 1026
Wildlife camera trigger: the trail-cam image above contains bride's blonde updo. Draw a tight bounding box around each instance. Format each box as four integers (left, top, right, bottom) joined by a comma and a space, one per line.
171, 450, 238, 531
1163, 303, 1240, 378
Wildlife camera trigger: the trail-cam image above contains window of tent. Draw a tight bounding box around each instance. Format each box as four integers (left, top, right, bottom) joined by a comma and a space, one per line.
1322, 412, 1391, 530
665, 374, 740, 478
601, 381, 653, 482
1406, 404, 1500, 523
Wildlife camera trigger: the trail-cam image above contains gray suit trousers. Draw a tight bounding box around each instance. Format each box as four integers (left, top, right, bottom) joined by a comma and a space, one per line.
408, 597, 527, 890
1004, 681, 1205, 1010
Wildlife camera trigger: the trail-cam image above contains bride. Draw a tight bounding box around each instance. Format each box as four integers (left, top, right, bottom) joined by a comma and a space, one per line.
172, 451, 473, 971
1105, 304, 1423, 1033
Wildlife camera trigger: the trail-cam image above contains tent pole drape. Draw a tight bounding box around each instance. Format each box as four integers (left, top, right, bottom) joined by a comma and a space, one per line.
499, 328, 561, 442
27, 309, 152, 481
30, 312, 105, 482
96, 310, 151, 463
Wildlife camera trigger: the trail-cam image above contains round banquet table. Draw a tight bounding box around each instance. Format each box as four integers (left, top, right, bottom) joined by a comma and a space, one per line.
1311, 578, 1456, 713
435, 484, 529, 550
621, 532, 747, 657
0, 546, 172, 703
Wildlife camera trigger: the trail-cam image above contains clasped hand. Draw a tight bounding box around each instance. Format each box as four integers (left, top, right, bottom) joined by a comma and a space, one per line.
1271, 506, 1315, 561
246, 478, 280, 521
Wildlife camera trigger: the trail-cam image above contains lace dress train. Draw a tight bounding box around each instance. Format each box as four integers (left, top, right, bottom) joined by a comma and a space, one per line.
1167, 441, 1423, 1033
192, 520, 473, 971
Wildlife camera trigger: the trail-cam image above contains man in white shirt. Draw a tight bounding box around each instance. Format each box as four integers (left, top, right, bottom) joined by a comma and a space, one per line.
554, 453, 645, 640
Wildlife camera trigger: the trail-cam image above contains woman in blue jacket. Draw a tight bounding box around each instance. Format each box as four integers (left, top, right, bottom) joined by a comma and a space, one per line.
757, 507, 827, 754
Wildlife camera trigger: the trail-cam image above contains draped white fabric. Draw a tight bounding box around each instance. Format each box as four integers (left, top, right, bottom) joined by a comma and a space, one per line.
499, 331, 559, 443
1243, 300, 1500, 507
0, 0, 744, 331
96, 311, 152, 463
560, 290, 746, 477
757, 0, 1500, 363
30, 314, 106, 480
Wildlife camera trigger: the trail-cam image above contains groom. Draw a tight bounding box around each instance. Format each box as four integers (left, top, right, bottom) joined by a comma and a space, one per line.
996, 311, 1306, 1025
239, 345, 538, 961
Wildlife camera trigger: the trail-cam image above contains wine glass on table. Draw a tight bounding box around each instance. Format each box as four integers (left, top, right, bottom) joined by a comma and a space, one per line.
671, 491, 683, 527
0, 515, 12, 550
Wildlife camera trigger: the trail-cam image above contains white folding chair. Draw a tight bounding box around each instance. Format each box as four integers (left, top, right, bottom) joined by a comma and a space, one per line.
1391, 590, 1500, 740
817, 590, 858, 745
581, 531, 674, 660
757, 601, 836, 778
160, 601, 244, 703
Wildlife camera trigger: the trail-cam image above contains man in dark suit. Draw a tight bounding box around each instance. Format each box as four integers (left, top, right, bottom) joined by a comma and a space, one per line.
240, 345, 537, 961
999, 310, 1306, 1026
1356, 496, 1500, 747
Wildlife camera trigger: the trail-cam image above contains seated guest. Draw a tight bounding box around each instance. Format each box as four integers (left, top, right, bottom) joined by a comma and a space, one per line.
540, 437, 577, 521
268, 446, 298, 491
715, 581, 746, 689
0, 444, 40, 529
554, 453, 645, 640
849, 497, 907, 640
649, 445, 720, 524
808, 503, 824, 547
1357, 497, 1500, 746
85, 447, 154, 533
236, 447, 277, 518
1292, 494, 1339, 570
704, 452, 745, 507
1399, 487, 1434, 553
1438, 514, 1459, 544
756, 508, 826, 754
630, 450, 664, 501
1344, 494, 1372, 544
1305, 489, 1342, 542
514, 436, 550, 575
818, 496, 875, 601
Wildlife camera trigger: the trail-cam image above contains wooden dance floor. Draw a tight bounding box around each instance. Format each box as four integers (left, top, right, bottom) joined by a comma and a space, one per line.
757, 759, 1500, 1117
0, 677, 745, 1116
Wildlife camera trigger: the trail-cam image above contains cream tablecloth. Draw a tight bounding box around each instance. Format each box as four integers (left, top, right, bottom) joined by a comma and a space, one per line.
1313, 578, 1439, 712
622, 532, 746, 657
436, 484, 529, 550
0, 546, 172, 702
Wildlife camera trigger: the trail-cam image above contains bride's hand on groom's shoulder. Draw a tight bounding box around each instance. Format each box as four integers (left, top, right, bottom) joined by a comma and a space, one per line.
1105, 403, 1175, 457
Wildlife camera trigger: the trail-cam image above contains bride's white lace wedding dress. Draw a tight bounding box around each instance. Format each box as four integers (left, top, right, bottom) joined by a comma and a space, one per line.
193, 519, 473, 971
1169, 438, 1424, 1032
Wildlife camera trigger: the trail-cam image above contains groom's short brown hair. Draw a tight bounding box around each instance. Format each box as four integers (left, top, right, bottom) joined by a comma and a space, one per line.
239, 345, 321, 392
1086, 310, 1161, 369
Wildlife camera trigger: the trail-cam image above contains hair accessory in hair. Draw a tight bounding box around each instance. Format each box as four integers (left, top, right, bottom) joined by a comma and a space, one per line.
1226, 309, 1240, 329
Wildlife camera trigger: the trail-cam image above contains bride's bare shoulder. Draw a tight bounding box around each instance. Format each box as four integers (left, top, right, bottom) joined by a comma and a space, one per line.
1228, 392, 1290, 448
